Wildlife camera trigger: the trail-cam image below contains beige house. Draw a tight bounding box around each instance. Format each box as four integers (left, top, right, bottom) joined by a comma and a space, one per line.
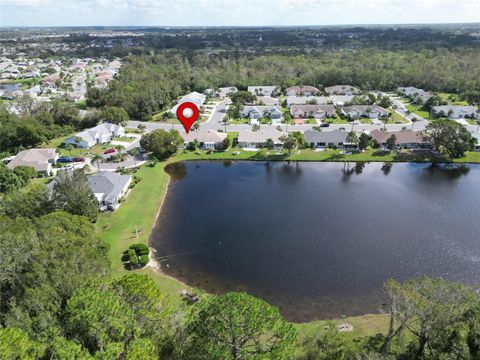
7, 148, 58, 176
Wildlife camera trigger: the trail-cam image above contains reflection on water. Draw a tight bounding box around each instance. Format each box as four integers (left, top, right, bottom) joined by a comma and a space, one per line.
151, 161, 480, 322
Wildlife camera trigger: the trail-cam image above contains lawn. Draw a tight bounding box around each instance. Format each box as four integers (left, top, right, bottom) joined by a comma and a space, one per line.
112, 136, 135, 142
437, 92, 469, 106
390, 111, 410, 124
406, 104, 430, 119
42, 134, 115, 157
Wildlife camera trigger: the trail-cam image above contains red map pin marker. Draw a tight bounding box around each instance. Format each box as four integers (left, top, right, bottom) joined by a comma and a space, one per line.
176, 102, 199, 133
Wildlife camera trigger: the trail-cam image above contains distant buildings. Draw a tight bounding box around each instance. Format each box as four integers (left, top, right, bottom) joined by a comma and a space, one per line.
285, 85, 320, 97
240, 105, 283, 125
340, 105, 389, 119
170, 91, 206, 114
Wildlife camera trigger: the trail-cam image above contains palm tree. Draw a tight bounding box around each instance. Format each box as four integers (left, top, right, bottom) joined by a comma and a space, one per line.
411, 117, 418, 130
405, 109, 411, 121
91, 154, 104, 172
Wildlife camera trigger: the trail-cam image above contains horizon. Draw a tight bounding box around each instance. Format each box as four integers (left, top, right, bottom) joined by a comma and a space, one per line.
1, 0, 479, 27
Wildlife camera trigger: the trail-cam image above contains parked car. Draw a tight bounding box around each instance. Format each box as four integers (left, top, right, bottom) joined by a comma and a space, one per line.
103, 148, 116, 154
72, 157, 85, 162
57, 156, 73, 163
320, 123, 330, 127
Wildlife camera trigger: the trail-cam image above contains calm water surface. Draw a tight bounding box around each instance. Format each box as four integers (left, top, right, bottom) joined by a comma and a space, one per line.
0, 83, 20, 91
150, 161, 480, 322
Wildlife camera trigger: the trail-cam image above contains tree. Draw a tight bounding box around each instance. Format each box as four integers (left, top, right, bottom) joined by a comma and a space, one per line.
183, 292, 296, 360
230, 91, 256, 107
291, 131, 307, 149
382, 277, 477, 359
427, 120, 475, 157
279, 134, 296, 154
140, 129, 182, 160
101, 106, 129, 125
91, 153, 104, 171
51, 169, 99, 222
129, 147, 140, 167
0, 163, 23, 192
0, 328, 45, 359
346, 131, 358, 148
0, 184, 53, 219
265, 138, 275, 150
386, 134, 397, 151
358, 133, 371, 150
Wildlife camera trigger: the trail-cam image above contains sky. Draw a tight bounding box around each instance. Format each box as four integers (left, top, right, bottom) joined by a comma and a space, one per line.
1, 0, 479, 27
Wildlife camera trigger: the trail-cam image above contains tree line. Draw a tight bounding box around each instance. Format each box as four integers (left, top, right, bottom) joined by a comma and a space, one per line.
86, 49, 480, 121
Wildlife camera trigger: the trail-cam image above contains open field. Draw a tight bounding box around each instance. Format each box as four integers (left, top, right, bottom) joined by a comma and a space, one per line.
406, 104, 430, 119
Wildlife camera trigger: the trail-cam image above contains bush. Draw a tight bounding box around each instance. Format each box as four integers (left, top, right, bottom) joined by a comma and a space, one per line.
139, 255, 149, 266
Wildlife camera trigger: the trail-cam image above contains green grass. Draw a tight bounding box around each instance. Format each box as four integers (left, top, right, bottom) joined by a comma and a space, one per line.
41, 134, 112, 157
112, 136, 135, 142
437, 92, 469, 106
390, 112, 410, 124
406, 104, 430, 119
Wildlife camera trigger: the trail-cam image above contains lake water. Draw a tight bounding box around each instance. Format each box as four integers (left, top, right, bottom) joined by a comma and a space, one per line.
150, 161, 480, 322
0, 83, 20, 91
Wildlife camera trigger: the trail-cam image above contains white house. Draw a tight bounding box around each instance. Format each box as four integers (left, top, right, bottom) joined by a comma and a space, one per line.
241, 105, 283, 125
237, 130, 284, 149
340, 105, 389, 119
87, 171, 132, 211
431, 106, 479, 120
64, 123, 125, 148
170, 91, 206, 114
247, 86, 279, 97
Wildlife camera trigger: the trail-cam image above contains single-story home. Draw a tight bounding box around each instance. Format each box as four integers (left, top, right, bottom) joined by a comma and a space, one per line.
329, 95, 354, 107
286, 85, 320, 97
304, 130, 354, 149
204, 87, 238, 98
247, 86, 279, 97
397, 86, 433, 105
64, 123, 125, 149
181, 130, 227, 150
340, 105, 389, 119
87, 171, 132, 211
290, 105, 336, 120
286, 96, 330, 107
6, 148, 58, 176
431, 105, 479, 120
369, 129, 431, 149
241, 105, 283, 125
170, 91, 206, 114
237, 130, 284, 149
325, 85, 361, 96
254, 96, 280, 106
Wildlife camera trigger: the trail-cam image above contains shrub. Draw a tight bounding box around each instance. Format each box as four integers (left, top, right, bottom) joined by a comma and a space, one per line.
139, 255, 149, 266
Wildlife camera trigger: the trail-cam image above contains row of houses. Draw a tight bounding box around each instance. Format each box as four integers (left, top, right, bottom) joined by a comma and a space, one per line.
245, 85, 361, 97
431, 105, 479, 120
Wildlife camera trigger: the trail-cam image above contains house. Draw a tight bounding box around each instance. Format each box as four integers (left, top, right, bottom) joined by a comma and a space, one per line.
304, 130, 354, 149
181, 130, 227, 150
254, 96, 280, 106
286, 85, 320, 97
218, 86, 238, 98
247, 86, 279, 97
204, 86, 238, 98
241, 105, 283, 125
431, 105, 479, 120
286, 96, 330, 107
325, 85, 361, 96
397, 87, 433, 105
170, 91, 206, 114
341, 105, 389, 119
237, 130, 284, 149
87, 171, 132, 211
41, 73, 61, 89
290, 105, 336, 120
6, 148, 58, 176
64, 123, 125, 148
330, 95, 355, 107
369, 129, 431, 149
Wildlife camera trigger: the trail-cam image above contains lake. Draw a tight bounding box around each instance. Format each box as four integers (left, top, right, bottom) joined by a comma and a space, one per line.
150, 161, 480, 322
0, 82, 20, 91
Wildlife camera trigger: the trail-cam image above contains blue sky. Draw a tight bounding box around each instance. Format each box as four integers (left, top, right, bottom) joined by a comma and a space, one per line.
1, 0, 479, 27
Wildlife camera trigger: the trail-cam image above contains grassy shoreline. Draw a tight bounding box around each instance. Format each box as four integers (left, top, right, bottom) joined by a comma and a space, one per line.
95, 149, 479, 336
